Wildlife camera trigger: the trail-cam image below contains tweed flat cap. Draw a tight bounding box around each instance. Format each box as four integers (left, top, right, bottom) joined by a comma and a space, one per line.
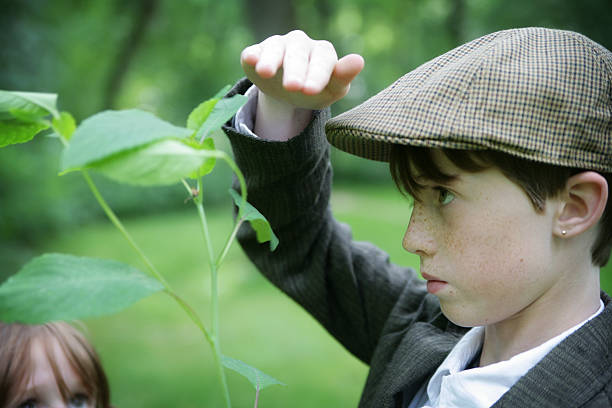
325, 27, 612, 172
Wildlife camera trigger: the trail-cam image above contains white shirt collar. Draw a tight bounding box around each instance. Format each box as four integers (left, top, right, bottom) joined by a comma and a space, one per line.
421, 300, 604, 408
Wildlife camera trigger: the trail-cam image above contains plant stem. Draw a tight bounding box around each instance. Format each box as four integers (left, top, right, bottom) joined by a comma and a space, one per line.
165, 290, 214, 347
81, 171, 169, 287
218, 152, 248, 217
254, 383, 260, 408
195, 178, 231, 408
216, 220, 243, 270
80, 171, 214, 347
196, 150, 248, 216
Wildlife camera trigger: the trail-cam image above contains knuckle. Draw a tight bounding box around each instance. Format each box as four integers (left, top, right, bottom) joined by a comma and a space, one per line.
286, 29, 309, 40
243, 44, 259, 53
261, 35, 282, 45
315, 40, 335, 51
285, 45, 309, 59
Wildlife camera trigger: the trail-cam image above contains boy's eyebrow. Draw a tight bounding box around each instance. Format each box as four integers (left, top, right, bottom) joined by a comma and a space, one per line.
414, 173, 462, 185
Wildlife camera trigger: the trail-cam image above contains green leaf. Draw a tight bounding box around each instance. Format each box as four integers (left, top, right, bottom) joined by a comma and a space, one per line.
188, 137, 216, 179
229, 189, 279, 251
0, 90, 59, 120
186, 85, 234, 131
61, 109, 193, 172
52, 111, 77, 141
0, 253, 164, 324
221, 355, 285, 391
213, 84, 231, 99
0, 120, 49, 148
91, 139, 219, 186
8, 108, 48, 123
195, 94, 248, 141
187, 98, 218, 131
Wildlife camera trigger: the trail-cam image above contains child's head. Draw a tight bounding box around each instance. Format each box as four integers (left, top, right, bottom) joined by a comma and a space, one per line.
388, 145, 609, 326
325, 27, 611, 326
0, 321, 111, 408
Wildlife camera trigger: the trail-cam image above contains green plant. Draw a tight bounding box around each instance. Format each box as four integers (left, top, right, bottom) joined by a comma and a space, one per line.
0, 88, 283, 407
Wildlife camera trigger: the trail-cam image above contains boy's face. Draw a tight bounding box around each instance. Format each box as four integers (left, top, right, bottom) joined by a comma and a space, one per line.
402, 151, 563, 328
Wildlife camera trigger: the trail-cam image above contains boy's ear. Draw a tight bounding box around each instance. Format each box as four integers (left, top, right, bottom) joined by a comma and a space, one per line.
555, 171, 608, 238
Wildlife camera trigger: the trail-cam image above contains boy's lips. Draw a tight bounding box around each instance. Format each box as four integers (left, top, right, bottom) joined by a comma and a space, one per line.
421, 272, 448, 294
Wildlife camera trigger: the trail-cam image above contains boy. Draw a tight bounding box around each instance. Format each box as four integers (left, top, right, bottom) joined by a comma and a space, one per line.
223, 28, 612, 407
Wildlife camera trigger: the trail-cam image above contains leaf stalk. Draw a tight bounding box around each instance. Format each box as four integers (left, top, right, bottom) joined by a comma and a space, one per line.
195, 177, 231, 408
80, 170, 214, 347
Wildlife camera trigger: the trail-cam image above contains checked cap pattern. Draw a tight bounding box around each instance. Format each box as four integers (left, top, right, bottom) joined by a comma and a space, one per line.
325, 27, 612, 172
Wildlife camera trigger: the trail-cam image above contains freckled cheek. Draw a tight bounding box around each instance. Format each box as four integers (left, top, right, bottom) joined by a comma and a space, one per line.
440, 215, 533, 292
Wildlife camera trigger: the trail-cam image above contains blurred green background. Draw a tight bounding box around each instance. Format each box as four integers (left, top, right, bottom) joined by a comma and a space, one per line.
1, 0, 611, 406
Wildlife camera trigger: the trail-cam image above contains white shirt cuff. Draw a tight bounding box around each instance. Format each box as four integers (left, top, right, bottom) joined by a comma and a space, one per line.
234, 85, 259, 138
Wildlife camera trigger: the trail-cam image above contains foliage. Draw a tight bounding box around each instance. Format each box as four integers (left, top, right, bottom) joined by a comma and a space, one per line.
0, 253, 163, 323
222, 355, 286, 390
0, 88, 281, 407
45, 205, 372, 407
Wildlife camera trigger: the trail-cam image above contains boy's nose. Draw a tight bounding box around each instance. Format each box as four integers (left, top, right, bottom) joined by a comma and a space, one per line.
402, 203, 436, 256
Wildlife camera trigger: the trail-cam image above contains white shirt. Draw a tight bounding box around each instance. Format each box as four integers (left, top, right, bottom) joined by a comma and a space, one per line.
409, 300, 604, 408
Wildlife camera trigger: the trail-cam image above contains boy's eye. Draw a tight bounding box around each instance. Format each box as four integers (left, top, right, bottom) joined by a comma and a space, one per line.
17, 399, 37, 408
69, 394, 90, 408
435, 187, 455, 206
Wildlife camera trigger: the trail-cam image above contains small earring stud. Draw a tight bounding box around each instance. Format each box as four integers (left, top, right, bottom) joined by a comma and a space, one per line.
561, 230, 567, 236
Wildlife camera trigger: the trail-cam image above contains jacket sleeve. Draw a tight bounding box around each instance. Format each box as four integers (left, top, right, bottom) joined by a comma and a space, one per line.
222, 79, 429, 365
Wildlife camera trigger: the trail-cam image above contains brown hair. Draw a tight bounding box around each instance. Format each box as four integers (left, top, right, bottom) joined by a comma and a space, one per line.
389, 145, 612, 267
0, 321, 112, 408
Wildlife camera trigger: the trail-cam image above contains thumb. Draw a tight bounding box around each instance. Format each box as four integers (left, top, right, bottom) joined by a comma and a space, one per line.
327, 54, 364, 97
335, 54, 365, 82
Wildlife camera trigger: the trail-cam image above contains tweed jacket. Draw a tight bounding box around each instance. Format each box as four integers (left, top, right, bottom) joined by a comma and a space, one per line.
223, 79, 612, 407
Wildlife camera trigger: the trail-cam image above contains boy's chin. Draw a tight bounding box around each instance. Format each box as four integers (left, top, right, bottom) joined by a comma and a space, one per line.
440, 304, 494, 328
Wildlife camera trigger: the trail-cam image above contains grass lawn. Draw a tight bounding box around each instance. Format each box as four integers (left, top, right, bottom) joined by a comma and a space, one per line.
38, 181, 612, 407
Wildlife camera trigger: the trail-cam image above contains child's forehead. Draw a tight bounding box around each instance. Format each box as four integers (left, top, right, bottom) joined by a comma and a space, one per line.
31, 336, 71, 371
29, 336, 87, 388
409, 148, 485, 182
426, 150, 460, 171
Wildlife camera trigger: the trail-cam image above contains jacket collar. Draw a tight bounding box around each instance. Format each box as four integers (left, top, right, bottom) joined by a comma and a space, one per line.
371, 292, 612, 408
361, 313, 466, 407
493, 291, 612, 407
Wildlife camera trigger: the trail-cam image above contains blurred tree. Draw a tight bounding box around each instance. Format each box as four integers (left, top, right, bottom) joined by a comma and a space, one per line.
103, 0, 159, 109
243, 0, 297, 41
448, 0, 466, 45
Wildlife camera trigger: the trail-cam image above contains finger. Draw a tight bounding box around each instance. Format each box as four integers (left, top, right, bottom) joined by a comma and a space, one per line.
326, 53, 365, 96
282, 31, 312, 91
255, 35, 285, 79
302, 40, 338, 95
334, 54, 364, 83
241, 44, 262, 67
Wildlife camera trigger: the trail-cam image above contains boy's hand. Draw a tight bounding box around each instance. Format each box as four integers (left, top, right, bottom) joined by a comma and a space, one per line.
241, 30, 364, 110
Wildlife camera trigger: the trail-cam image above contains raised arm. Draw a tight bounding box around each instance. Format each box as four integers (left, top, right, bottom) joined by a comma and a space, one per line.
225, 32, 433, 364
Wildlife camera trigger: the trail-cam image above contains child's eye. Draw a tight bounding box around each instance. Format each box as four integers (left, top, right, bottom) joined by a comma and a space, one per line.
435, 187, 455, 206
69, 394, 90, 408
17, 399, 37, 408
